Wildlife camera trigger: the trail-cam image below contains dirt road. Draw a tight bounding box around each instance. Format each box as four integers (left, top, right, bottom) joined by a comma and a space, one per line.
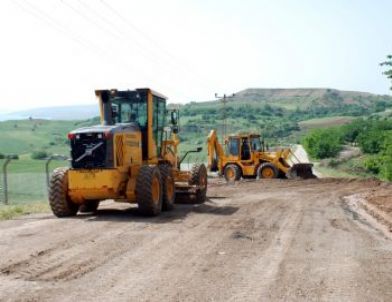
0, 178, 391, 301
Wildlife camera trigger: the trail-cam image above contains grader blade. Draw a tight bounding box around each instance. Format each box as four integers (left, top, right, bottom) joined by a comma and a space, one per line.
287, 163, 317, 179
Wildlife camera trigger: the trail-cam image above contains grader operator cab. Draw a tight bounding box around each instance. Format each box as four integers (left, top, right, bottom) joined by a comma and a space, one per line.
49, 88, 207, 217
207, 130, 316, 181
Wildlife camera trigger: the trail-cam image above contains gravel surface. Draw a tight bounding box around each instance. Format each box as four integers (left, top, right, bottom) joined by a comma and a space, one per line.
0, 178, 391, 301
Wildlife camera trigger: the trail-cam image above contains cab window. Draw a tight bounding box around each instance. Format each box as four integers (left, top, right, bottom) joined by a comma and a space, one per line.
111, 97, 147, 128
251, 137, 262, 151
226, 138, 240, 156
153, 96, 166, 155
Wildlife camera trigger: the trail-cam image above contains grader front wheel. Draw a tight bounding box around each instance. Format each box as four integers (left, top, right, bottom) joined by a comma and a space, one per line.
48, 167, 78, 217
136, 166, 163, 216
159, 164, 176, 211
189, 164, 208, 203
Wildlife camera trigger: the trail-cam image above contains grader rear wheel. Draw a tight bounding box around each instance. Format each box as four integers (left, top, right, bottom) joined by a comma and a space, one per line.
48, 167, 78, 217
159, 164, 176, 211
136, 166, 163, 216
189, 164, 208, 203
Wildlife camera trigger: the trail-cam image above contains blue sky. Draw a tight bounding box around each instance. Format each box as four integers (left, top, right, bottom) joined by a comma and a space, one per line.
0, 0, 391, 112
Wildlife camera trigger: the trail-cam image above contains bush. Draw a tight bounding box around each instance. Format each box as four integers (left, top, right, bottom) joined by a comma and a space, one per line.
0, 153, 4, 159
364, 156, 381, 174
357, 130, 385, 154
379, 136, 392, 181
31, 151, 49, 160
302, 128, 343, 159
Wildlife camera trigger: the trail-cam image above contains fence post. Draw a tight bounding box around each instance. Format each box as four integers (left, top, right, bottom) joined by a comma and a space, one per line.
45, 157, 53, 189
2, 158, 12, 205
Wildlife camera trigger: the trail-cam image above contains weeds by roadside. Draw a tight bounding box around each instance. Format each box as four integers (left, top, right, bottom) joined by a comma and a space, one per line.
0, 202, 49, 220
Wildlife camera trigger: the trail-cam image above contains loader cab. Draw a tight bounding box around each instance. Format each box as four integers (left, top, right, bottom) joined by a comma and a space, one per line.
96, 88, 167, 163
226, 134, 262, 161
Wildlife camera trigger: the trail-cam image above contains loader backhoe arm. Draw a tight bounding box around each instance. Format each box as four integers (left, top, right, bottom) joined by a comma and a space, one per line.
207, 130, 224, 171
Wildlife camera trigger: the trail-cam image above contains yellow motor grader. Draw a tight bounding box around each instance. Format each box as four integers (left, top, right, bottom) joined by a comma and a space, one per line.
207, 130, 316, 181
49, 88, 207, 217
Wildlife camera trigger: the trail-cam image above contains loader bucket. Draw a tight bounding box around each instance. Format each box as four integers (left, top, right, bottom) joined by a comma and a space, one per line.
287, 163, 317, 179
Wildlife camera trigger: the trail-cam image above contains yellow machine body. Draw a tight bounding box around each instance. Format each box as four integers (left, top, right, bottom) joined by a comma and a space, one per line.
207, 130, 315, 180
65, 88, 206, 206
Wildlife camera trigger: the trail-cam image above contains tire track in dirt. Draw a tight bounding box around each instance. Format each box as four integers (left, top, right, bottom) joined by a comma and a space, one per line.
0, 179, 391, 301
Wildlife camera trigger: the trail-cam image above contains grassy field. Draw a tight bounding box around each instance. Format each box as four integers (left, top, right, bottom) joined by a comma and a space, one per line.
299, 116, 355, 130
0, 119, 95, 156
0, 159, 69, 204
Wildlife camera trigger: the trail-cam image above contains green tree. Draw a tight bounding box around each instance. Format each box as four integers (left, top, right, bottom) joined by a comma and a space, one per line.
381, 54, 392, 90
357, 130, 385, 154
379, 134, 392, 181
302, 128, 343, 159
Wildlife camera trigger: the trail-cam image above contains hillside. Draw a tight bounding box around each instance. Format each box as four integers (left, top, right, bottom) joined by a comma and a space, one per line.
0, 105, 99, 121
0, 118, 98, 156
179, 88, 392, 146
0, 88, 391, 158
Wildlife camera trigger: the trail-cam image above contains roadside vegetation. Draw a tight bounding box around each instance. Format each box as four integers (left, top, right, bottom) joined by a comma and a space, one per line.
0, 202, 49, 220
303, 117, 392, 181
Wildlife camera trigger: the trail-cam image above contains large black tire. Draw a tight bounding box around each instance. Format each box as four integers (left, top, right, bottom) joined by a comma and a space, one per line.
257, 162, 279, 179
48, 167, 78, 217
79, 200, 99, 213
159, 164, 176, 211
224, 164, 241, 182
136, 166, 163, 216
189, 164, 208, 203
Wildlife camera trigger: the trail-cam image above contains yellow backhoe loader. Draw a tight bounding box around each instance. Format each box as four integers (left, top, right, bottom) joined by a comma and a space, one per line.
207, 130, 316, 181
49, 88, 207, 217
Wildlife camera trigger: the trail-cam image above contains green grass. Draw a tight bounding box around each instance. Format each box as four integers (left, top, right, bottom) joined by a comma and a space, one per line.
0, 202, 49, 220
0, 119, 95, 156
299, 116, 355, 130
0, 159, 68, 173
315, 164, 358, 178
0, 159, 69, 204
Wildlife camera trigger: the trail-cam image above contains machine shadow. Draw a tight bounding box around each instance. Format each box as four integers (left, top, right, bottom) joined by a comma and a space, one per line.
79, 198, 239, 223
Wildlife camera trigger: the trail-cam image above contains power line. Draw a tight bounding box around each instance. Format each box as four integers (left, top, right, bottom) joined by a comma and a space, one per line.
13, 0, 96, 52
75, 0, 177, 71
59, 0, 194, 100
99, 0, 212, 91
12, 0, 163, 92
13, 0, 199, 102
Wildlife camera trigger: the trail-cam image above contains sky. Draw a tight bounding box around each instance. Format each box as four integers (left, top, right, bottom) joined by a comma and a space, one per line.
0, 0, 391, 112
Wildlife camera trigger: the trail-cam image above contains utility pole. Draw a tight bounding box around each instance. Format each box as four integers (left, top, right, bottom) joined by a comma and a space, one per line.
215, 93, 235, 140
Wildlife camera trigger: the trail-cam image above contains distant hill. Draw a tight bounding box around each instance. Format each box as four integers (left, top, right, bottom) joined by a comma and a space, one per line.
190, 88, 392, 111
0, 104, 98, 121
179, 88, 392, 145
1, 88, 391, 121
1, 88, 391, 156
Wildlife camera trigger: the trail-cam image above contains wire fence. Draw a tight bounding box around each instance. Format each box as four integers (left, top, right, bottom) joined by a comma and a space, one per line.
0, 157, 69, 205
0, 154, 206, 205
